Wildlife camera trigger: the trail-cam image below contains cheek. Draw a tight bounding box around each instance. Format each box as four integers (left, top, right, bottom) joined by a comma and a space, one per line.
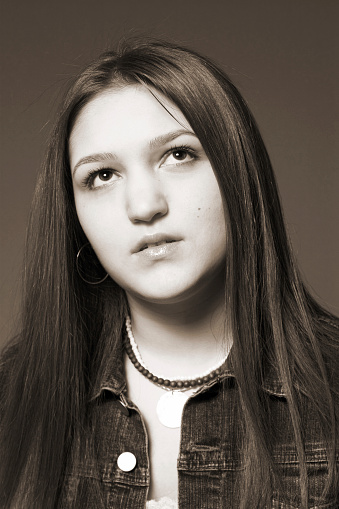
191, 178, 226, 232
74, 200, 120, 253
200, 184, 227, 255
74, 201, 97, 240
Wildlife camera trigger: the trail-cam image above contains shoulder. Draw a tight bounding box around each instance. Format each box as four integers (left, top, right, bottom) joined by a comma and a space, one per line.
0, 339, 21, 373
317, 312, 339, 335
316, 314, 339, 389
0, 340, 22, 412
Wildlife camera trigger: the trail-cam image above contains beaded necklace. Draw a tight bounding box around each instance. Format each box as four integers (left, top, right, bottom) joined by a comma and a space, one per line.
124, 316, 229, 428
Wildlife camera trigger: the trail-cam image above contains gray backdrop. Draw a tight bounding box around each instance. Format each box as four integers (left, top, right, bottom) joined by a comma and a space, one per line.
1, 0, 338, 348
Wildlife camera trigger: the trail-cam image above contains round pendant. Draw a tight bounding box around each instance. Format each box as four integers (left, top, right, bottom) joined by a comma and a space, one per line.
156, 391, 189, 428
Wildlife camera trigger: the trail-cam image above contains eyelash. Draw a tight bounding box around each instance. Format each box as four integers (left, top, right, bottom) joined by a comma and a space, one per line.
165, 144, 197, 162
81, 167, 114, 190
81, 144, 198, 190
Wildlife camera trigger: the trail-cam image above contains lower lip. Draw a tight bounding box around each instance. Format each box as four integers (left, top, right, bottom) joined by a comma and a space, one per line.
136, 241, 181, 260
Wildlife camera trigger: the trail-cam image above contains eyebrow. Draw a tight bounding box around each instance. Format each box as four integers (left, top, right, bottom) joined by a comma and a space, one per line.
72, 129, 197, 175
148, 128, 196, 149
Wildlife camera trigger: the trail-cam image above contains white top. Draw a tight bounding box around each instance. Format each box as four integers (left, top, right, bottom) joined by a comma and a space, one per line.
146, 497, 178, 508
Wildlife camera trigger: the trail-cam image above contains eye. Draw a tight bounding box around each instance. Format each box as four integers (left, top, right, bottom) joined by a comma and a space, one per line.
82, 168, 118, 190
162, 146, 197, 167
97, 169, 114, 182
172, 149, 190, 161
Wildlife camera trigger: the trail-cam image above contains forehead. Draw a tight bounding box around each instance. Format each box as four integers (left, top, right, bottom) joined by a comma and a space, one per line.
69, 86, 190, 161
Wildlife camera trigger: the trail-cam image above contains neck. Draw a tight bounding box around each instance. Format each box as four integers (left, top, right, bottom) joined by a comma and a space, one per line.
125, 281, 231, 378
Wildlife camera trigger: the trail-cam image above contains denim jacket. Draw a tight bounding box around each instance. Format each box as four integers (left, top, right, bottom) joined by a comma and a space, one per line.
1, 333, 337, 509
58, 331, 337, 509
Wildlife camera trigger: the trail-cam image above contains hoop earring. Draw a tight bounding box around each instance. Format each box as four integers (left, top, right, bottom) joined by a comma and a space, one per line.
76, 243, 109, 285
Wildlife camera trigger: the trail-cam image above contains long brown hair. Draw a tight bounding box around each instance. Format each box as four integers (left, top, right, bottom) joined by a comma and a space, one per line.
1, 38, 337, 508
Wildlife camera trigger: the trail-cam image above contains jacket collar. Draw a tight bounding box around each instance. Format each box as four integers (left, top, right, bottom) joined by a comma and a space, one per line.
89, 332, 286, 402
89, 329, 127, 401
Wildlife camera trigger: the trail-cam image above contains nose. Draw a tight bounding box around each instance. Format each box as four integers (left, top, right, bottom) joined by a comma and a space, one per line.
126, 172, 168, 223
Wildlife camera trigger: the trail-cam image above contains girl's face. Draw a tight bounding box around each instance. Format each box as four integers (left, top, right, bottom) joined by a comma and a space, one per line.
70, 86, 227, 305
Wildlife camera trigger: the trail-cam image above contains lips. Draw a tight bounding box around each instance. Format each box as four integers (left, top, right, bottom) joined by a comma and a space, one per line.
139, 240, 175, 252
133, 233, 180, 254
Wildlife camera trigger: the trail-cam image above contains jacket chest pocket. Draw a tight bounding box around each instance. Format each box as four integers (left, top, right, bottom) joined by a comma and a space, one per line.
177, 444, 337, 509
178, 447, 243, 509
271, 442, 337, 509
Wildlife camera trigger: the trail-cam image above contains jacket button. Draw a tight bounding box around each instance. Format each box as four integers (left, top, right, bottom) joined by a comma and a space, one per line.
117, 452, 137, 472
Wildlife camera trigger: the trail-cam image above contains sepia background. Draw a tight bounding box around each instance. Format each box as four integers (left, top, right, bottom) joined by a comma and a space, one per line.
1, 0, 338, 349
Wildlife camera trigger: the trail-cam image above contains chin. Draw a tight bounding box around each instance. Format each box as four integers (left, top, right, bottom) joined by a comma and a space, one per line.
125, 277, 211, 307
130, 287, 191, 305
